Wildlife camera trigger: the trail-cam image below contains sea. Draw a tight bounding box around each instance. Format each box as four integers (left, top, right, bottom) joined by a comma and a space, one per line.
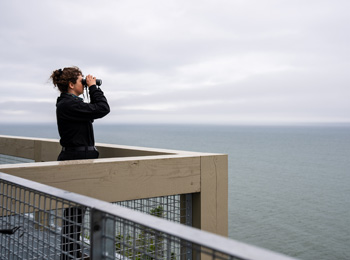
1, 123, 349, 260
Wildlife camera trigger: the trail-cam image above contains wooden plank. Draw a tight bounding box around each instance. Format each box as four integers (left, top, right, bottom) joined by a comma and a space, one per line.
0, 136, 35, 159
0, 135, 60, 161
200, 155, 218, 233
0, 135, 200, 162
38, 140, 61, 162
193, 154, 228, 237
215, 154, 228, 237
0, 156, 201, 202
97, 146, 169, 158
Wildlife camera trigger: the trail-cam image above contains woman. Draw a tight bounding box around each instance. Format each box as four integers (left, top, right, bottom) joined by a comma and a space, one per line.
51, 66, 110, 161
50, 66, 110, 259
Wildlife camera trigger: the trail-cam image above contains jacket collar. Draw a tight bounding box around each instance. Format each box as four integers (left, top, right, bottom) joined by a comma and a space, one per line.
61, 92, 83, 101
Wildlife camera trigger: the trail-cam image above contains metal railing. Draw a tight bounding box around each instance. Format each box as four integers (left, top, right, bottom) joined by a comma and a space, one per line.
0, 172, 297, 260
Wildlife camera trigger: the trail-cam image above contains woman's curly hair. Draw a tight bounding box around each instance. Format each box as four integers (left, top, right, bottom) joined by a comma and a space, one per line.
50, 66, 82, 93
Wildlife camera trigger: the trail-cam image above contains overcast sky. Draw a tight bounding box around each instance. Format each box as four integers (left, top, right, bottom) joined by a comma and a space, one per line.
0, 0, 349, 125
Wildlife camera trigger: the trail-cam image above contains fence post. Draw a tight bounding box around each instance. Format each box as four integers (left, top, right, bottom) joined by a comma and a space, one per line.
192, 154, 228, 235
90, 208, 115, 259
181, 194, 193, 260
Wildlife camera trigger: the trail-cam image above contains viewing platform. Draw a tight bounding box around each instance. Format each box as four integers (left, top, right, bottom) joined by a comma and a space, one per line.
0, 135, 297, 260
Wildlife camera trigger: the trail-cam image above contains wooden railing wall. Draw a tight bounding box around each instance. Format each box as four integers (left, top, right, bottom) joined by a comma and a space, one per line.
0, 135, 228, 237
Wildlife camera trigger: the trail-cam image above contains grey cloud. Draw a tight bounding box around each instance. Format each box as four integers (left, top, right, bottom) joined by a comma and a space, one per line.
0, 0, 349, 124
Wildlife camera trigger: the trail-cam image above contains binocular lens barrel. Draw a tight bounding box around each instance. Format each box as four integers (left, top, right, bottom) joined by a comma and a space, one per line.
82, 78, 102, 86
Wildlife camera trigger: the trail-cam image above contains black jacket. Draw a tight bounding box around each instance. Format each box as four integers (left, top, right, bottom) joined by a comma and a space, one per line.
56, 85, 110, 148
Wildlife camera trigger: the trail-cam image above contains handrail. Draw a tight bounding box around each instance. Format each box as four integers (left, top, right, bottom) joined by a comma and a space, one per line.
0, 172, 297, 260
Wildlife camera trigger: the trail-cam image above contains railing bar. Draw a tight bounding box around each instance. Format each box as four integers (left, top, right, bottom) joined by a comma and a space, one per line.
166, 196, 169, 221
132, 222, 136, 260
112, 215, 116, 260
8, 184, 13, 256
44, 195, 49, 259
54, 199, 58, 259
21, 189, 26, 259
0, 183, 4, 257
122, 217, 126, 258
8, 183, 12, 256
166, 235, 171, 260
15, 186, 20, 257
28, 190, 33, 259
48, 198, 52, 258
36, 193, 40, 259
40, 194, 44, 259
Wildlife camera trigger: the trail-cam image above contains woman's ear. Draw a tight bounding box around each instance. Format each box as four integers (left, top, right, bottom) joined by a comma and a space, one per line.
68, 82, 74, 89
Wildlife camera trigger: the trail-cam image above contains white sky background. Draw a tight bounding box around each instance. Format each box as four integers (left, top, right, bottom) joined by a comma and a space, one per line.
0, 0, 349, 125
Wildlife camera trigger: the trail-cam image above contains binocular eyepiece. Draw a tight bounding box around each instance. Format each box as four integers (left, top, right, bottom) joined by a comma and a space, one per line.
82, 78, 102, 86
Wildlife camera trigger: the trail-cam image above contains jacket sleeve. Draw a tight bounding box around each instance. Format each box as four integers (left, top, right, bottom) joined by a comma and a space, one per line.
59, 86, 110, 121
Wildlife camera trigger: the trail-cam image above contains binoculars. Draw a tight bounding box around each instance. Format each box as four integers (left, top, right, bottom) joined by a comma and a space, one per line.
82, 78, 102, 86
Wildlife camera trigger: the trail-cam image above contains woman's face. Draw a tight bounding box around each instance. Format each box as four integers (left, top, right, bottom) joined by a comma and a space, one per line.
70, 74, 84, 95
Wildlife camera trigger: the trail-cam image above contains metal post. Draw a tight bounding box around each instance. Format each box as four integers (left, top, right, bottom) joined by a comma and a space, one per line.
90, 208, 115, 259
186, 194, 193, 260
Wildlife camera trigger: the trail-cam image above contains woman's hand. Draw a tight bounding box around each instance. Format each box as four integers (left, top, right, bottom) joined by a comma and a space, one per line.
85, 74, 97, 87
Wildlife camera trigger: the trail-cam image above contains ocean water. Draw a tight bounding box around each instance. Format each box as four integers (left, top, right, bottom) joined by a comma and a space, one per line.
1, 123, 349, 260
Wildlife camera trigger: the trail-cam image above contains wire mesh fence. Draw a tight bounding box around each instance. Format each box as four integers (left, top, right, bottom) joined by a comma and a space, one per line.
0, 172, 298, 260
0, 180, 89, 259
0, 163, 297, 260
113, 194, 192, 226
91, 211, 188, 260
0, 177, 194, 260
0, 154, 193, 259
0, 154, 34, 165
